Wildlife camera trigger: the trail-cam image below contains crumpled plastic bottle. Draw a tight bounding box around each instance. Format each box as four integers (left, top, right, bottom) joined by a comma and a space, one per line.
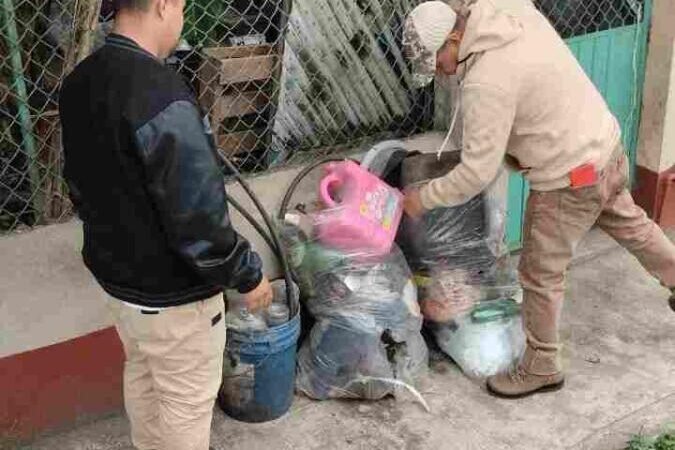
226, 308, 268, 332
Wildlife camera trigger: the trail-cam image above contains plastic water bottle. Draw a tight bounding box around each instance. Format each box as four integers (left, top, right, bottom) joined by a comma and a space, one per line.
266, 303, 290, 327
271, 279, 299, 305
226, 308, 267, 332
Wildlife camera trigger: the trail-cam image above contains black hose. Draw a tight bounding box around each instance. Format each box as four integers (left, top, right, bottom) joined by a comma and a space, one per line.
224, 192, 281, 260
218, 150, 297, 315
277, 157, 351, 220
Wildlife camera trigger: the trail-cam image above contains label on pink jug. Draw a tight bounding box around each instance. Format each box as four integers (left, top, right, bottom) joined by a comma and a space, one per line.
382, 191, 399, 230
360, 187, 399, 231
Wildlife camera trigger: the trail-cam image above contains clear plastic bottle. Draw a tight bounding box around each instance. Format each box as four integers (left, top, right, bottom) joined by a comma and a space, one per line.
271, 279, 299, 306
266, 303, 290, 327
226, 308, 268, 332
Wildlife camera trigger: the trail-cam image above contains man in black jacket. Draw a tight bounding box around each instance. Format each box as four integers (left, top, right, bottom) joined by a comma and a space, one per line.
59, 0, 272, 448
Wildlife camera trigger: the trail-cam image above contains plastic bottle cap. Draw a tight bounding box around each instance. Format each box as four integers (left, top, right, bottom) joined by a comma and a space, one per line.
285, 213, 301, 227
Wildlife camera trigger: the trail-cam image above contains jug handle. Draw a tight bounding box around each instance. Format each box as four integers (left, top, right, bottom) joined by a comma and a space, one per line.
320, 173, 342, 208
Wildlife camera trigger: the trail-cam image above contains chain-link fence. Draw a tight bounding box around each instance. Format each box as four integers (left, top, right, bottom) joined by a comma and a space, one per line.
1, 0, 437, 234
535, 0, 645, 38
0, 0, 648, 235
176, 0, 438, 174
1, 0, 68, 232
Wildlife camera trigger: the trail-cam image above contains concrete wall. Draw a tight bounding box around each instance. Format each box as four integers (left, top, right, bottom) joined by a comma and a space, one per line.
1, 131, 445, 357
634, 0, 675, 224
1, 222, 109, 359
637, 0, 671, 173
637, 0, 675, 173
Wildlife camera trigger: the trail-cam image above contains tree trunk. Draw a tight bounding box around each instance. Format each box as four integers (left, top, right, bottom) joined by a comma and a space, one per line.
63, 0, 103, 74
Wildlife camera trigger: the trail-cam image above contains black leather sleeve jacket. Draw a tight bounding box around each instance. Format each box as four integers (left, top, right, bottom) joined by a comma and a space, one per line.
136, 100, 263, 294
60, 33, 262, 307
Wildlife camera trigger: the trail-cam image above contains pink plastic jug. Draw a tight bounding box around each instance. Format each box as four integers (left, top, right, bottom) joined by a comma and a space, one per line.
316, 160, 403, 256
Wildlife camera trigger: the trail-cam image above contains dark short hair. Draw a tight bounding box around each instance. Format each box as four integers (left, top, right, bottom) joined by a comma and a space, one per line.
114, 0, 151, 11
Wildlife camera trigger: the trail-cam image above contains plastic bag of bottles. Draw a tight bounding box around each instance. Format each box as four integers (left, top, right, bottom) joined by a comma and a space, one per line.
397, 169, 521, 321
279, 214, 428, 403
429, 299, 525, 378
395, 151, 523, 378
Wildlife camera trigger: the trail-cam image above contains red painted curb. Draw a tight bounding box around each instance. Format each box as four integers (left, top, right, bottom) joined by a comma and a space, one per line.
0, 327, 124, 440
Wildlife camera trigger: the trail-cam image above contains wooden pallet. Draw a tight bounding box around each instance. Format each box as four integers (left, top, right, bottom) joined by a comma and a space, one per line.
198, 45, 278, 156
212, 91, 270, 120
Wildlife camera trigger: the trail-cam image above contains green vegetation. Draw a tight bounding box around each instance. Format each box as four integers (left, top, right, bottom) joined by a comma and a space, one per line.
626, 430, 675, 450
183, 0, 235, 47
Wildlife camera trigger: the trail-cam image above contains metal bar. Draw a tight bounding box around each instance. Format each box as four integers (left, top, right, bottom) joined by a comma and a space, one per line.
0, 0, 42, 220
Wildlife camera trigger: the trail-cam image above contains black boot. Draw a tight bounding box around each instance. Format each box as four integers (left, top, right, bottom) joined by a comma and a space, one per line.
669, 288, 675, 312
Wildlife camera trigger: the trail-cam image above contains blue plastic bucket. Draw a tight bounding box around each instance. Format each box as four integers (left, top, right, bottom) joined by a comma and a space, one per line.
218, 311, 301, 422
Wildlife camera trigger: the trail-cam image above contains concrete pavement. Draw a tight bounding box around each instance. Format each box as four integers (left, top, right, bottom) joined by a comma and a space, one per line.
22, 229, 675, 450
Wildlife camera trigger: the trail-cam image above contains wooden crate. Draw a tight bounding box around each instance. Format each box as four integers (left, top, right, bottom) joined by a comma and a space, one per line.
212, 91, 270, 120
198, 45, 278, 156
216, 130, 260, 155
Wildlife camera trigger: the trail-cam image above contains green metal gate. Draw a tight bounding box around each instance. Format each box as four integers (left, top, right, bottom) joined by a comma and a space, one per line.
506, 0, 653, 248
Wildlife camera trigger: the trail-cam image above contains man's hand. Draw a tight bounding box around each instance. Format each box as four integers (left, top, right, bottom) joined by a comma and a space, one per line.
403, 188, 427, 220
243, 276, 273, 312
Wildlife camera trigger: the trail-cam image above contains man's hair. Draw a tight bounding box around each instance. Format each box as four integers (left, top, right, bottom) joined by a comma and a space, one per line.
114, 0, 151, 12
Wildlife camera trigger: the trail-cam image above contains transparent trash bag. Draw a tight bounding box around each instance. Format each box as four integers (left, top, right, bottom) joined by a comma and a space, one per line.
429, 299, 525, 379
279, 214, 428, 404
398, 181, 521, 324
395, 154, 524, 379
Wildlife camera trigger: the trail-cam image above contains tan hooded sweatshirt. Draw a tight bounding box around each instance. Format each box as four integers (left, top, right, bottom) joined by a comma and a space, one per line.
419, 0, 621, 210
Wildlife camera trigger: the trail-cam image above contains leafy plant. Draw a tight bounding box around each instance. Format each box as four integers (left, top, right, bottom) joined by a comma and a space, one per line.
183, 0, 232, 47
626, 430, 675, 450
626, 433, 657, 450
654, 432, 675, 450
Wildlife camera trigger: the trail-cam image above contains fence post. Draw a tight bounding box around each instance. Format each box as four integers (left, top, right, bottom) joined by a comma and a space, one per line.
64, 0, 103, 74
0, 0, 42, 221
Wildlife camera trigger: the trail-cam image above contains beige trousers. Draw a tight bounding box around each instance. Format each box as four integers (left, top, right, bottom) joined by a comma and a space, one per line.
108, 294, 226, 450
519, 150, 675, 375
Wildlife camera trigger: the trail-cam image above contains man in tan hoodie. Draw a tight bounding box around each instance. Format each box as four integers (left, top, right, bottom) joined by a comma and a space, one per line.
402, 0, 675, 398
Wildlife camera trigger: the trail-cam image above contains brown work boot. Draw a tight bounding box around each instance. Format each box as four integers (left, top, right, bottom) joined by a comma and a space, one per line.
486, 365, 565, 399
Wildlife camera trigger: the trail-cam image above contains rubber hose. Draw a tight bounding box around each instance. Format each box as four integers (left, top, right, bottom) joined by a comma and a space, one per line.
218, 150, 296, 315
224, 192, 281, 260
277, 157, 352, 220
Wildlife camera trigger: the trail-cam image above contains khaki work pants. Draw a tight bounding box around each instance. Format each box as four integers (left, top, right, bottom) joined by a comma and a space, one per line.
519, 149, 675, 375
108, 294, 226, 450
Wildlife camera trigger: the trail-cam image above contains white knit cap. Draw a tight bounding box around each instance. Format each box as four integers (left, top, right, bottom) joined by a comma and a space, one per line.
403, 1, 458, 86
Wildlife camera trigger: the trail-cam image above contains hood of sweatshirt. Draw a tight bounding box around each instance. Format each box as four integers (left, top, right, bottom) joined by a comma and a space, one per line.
458, 0, 523, 62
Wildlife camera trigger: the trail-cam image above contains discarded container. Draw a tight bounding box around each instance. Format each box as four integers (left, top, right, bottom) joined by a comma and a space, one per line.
219, 310, 300, 422
218, 280, 301, 423
226, 309, 268, 332
266, 303, 290, 327
316, 160, 403, 256
225, 290, 267, 332
430, 299, 525, 379
270, 278, 300, 306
